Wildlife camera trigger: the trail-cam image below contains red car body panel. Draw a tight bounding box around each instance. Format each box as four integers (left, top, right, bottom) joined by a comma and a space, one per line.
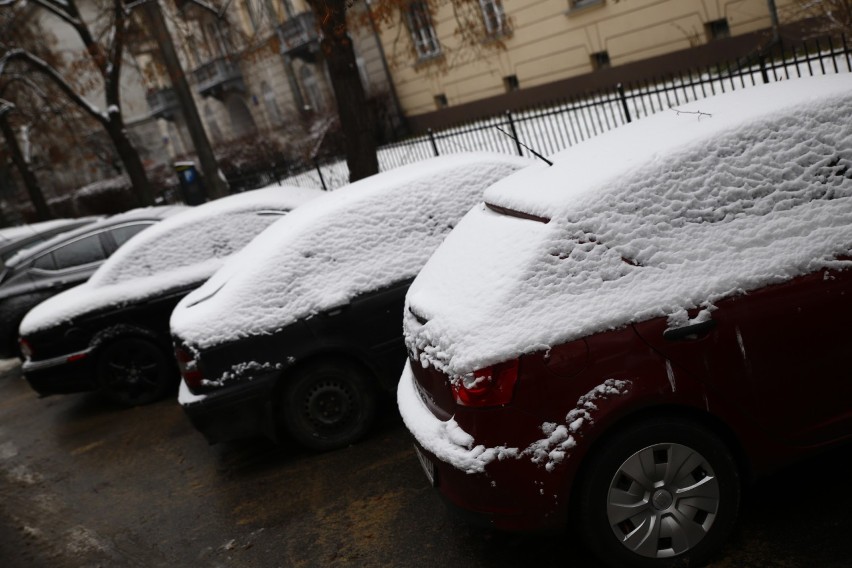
408, 267, 852, 532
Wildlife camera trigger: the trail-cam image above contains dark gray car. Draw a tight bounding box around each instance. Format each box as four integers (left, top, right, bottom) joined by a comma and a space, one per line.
0, 207, 185, 357
0, 218, 98, 269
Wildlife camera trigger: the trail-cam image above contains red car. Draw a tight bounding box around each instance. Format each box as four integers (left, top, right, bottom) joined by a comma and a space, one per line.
398, 75, 852, 567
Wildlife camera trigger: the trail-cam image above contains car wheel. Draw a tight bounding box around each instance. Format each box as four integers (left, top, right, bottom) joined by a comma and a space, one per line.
577, 418, 740, 568
97, 337, 174, 406
281, 360, 377, 451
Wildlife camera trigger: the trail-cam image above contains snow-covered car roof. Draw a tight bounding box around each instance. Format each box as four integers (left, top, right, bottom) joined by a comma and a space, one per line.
20, 187, 322, 335
5, 207, 180, 268
170, 153, 533, 350
404, 74, 852, 378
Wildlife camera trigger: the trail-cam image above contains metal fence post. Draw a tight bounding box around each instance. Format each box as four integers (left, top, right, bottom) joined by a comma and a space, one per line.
617, 83, 632, 123
759, 55, 770, 84
428, 128, 440, 156
506, 111, 524, 156
313, 158, 328, 191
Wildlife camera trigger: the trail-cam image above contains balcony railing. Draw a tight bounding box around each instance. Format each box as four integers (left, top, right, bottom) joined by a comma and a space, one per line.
192, 57, 245, 99
276, 12, 320, 57
145, 88, 179, 120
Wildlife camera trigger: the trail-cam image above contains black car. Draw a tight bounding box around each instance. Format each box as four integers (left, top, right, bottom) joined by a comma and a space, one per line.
0, 209, 180, 358
19, 187, 320, 405
171, 155, 532, 450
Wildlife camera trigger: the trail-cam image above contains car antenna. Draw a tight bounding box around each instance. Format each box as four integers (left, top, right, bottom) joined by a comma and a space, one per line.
495, 126, 553, 166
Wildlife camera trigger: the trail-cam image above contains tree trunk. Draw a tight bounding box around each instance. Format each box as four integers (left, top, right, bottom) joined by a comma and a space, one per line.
0, 114, 52, 220
106, 119, 155, 208
308, 0, 379, 182
141, 1, 229, 200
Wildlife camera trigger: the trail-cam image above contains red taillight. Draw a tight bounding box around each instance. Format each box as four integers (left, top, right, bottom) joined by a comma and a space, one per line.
175, 345, 203, 389
452, 358, 520, 407
18, 338, 32, 359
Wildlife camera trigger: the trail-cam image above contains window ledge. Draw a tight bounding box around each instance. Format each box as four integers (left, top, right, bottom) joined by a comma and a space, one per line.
413, 52, 445, 69
565, 0, 605, 17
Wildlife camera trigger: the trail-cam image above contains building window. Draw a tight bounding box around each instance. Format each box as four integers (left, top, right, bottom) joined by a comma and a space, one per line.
705, 18, 731, 41
406, 1, 441, 60
568, 0, 603, 12
479, 0, 507, 36
434, 93, 448, 109
590, 50, 610, 70
300, 65, 325, 112
503, 74, 519, 92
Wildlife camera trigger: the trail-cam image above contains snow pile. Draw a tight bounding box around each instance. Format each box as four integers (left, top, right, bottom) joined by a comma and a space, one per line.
404, 75, 852, 378
75, 175, 131, 198
20, 187, 321, 335
171, 154, 532, 350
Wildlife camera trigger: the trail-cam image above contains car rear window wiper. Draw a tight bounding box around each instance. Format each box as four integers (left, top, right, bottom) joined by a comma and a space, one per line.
485, 203, 551, 224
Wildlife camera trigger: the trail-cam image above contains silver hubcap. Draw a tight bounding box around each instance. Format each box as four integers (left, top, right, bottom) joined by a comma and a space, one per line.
607, 442, 720, 559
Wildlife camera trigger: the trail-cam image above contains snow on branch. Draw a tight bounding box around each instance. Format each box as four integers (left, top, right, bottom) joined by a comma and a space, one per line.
13, 0, 83, 27
179, 0, 229, 18
0, 98, 15, 116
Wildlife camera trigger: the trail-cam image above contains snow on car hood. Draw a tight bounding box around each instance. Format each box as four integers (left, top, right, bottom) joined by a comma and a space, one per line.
170, 153, 533, 350
404, 75, 852, 377
20, 186, 322, 335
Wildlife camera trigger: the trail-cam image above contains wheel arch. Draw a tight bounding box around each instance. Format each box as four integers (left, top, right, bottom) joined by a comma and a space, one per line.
569, 403, 753, 517
270, 346, 381, 403
90, 323, 175, 368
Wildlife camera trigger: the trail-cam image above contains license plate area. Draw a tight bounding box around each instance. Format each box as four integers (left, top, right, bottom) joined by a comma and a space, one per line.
413, 444, 437, 487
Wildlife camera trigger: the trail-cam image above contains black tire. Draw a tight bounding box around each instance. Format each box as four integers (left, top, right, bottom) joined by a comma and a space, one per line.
281, 359, 377, 451
97, 337, 175, 406
576, 418, 740, 568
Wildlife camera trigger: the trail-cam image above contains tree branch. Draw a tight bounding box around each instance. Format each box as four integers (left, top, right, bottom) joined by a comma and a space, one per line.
0, 73, 50, 99
0, 97, 14, 116
105, 0, 126, 108
27, 0, 83, 27
0, 48, 107, 123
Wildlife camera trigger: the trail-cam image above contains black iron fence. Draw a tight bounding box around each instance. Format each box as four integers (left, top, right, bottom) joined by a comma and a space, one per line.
268, 34, 851, 191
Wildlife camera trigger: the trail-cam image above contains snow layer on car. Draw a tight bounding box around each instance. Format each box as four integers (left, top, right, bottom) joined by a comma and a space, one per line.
404, 75, 852, 378
170, 154, 532, 350
20, 187, 321, 335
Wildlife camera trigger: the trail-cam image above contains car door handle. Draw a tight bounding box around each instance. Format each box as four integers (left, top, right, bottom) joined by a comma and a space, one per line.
663, 319, 717, 341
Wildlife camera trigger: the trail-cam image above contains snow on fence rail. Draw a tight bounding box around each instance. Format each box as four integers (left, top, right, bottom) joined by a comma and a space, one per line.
280, 35, 851, 191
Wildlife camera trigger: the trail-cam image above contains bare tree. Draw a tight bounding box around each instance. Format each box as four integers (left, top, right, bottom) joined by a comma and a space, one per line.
792, 0, 852, 35
0, 99, 53, 220
0, 0, 155, 207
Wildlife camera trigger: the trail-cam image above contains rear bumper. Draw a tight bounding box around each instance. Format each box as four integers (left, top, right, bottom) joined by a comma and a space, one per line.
22, 348, 98, 396
397, 361, 572, 532
179, 373, 280, 444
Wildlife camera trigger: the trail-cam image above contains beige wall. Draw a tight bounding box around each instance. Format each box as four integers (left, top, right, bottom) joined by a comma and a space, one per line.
382, 0, 798, 116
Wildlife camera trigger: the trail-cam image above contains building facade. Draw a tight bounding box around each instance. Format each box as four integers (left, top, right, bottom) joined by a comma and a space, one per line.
377, 0, 803, 130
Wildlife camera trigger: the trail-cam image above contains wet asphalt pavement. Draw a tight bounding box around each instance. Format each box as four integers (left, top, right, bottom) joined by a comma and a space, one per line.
0, 358, 849, 568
